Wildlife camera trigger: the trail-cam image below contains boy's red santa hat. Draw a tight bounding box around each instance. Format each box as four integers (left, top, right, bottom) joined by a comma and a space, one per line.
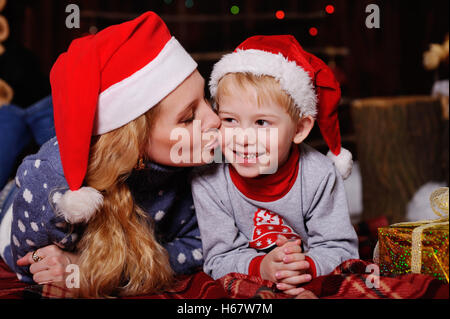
50, 12, 197, 223
209, 35, 353, 179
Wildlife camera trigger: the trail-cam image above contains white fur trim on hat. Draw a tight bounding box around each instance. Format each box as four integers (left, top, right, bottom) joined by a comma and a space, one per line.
55, 187, 104, 224
93, 37, 198, 135
327, 147, 353, 180
209, 49, 317, 117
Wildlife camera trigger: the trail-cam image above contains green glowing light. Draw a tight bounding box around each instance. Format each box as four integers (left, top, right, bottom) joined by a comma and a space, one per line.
185, 0, 194, 8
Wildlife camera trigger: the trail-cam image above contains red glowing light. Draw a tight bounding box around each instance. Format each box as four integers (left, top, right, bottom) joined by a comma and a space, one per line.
275, 10, 285, 20
309, 27, 318, 36
325, 5, 335, 14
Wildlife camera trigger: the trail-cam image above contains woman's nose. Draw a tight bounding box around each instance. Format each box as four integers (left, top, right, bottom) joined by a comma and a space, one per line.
200, 101, 221, 132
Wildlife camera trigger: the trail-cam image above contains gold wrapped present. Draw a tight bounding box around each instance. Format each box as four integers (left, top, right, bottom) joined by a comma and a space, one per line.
377, 187, 449, 282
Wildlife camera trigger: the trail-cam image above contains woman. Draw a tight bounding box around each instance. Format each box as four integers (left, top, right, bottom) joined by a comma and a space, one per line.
0, 11, 220, 298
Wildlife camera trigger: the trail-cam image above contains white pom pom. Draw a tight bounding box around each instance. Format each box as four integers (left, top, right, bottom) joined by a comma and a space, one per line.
327, 147, 353, 180
55, 187, 103, 224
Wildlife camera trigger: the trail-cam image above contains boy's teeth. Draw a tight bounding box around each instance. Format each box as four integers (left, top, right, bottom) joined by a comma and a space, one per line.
237, 152, 256, 159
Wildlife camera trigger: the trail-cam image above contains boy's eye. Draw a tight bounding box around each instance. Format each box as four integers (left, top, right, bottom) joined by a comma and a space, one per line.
255, 119, 270, 127
222, 118, 237, 124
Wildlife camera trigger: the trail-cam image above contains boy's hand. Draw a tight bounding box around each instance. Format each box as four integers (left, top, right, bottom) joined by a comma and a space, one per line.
259, 245, 289, 282
259, 236, 307, 282
274, 235, 313, 295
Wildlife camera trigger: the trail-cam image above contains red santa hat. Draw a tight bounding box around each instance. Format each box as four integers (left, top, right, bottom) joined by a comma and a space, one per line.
209, 35, 353, 179
50, 12, 197, 223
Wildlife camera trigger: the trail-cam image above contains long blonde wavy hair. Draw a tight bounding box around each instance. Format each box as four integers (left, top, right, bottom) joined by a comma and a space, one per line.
76, 105, 174, 298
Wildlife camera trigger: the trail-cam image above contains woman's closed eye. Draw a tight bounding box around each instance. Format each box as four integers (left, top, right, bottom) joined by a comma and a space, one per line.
179, 107, 196, 124
180, 98, 210, 124
182, 112, 195, 124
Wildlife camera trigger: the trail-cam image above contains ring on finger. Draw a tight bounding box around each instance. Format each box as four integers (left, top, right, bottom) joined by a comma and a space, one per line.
32, 250, 43, 263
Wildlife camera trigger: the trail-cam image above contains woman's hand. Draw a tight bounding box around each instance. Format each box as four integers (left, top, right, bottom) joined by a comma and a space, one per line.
16, 245, 79, 285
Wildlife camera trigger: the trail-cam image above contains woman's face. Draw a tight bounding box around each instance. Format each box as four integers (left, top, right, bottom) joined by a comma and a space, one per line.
145, 70, 221, 167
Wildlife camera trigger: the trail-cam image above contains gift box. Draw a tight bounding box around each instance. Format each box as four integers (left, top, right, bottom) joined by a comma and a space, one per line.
376, 188, 449, 282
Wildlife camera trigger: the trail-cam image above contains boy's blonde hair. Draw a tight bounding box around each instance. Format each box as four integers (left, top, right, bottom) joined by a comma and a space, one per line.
215, 73, 301, 120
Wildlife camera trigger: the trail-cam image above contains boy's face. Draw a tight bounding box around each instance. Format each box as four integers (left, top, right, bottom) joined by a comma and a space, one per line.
217, 86, 299, 178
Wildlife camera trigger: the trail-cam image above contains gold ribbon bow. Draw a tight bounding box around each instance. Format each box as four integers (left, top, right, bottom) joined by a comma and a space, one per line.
391, 187, 449, 281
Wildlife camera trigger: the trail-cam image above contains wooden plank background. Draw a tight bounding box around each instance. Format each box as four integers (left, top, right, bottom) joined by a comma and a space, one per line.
3, 0, 449, 157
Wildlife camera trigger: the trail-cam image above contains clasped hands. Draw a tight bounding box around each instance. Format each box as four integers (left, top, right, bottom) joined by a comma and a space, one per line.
259, 235, 312, 296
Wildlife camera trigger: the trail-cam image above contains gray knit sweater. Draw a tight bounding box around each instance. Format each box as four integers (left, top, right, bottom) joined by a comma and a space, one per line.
192, 143, 359, 280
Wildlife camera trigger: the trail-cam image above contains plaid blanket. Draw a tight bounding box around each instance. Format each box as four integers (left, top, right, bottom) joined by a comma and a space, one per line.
0, 258, 447, 299
220, 259, 449, 299
0, 258, 28, 299
2, 267, 228, 299
0, 216, 447, 299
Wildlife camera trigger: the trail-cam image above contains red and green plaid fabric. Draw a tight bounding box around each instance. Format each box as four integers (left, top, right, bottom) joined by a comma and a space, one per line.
1, 259, 447, 299
220, 259, 449, 299
0, 259, 28, 299
0, 217, 447, 299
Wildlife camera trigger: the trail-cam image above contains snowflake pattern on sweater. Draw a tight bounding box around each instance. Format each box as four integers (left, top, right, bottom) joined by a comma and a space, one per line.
0, 137, 203, 283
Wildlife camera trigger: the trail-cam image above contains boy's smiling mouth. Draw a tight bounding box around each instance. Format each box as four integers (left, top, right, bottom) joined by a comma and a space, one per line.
232, 150, 266, 160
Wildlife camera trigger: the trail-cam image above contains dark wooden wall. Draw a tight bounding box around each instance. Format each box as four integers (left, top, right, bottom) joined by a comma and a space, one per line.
5, 0, 448, 95
3, 0, 449, 155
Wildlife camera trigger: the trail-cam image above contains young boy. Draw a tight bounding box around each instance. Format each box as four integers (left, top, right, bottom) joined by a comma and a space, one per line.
192, 35, 359, 295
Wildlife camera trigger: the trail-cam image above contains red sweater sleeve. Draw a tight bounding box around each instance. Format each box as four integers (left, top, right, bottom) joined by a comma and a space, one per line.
248, 255, 265, 277
305, 256, 317, 278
